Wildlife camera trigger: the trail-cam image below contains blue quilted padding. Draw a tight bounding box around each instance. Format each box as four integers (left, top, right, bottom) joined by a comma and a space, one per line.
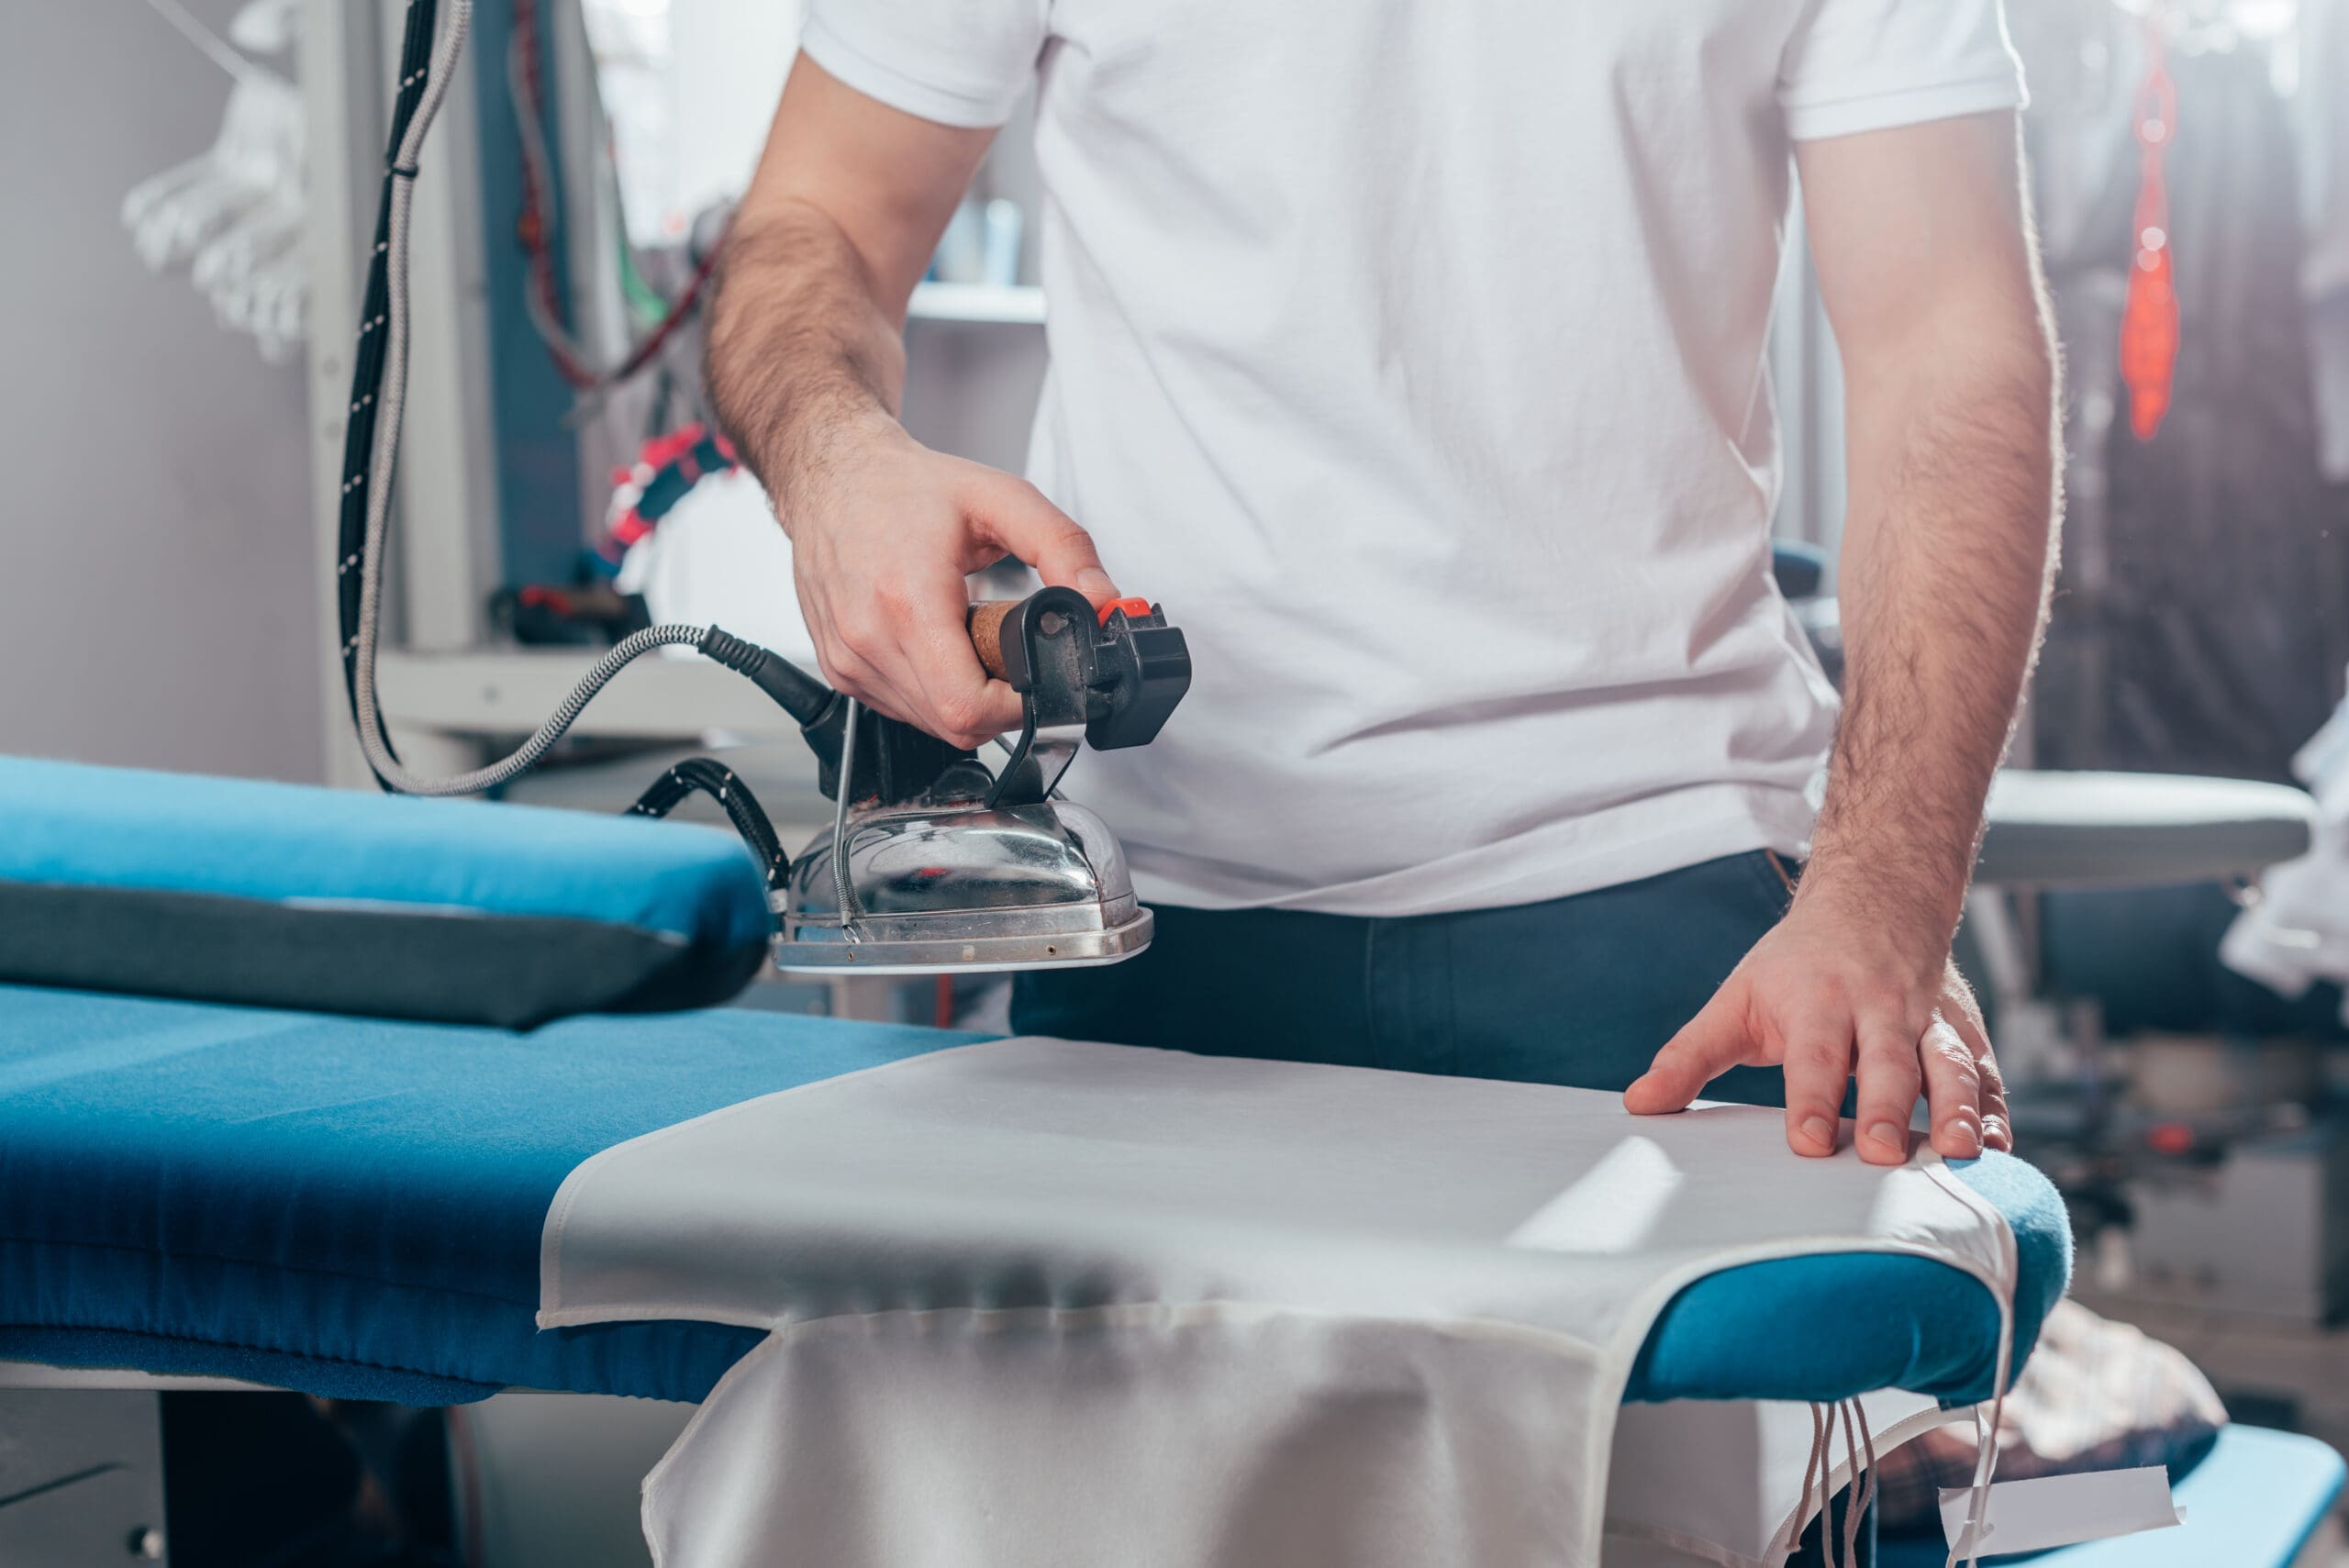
0, 985, 2067, 1407
0, 757, 769, 951
1633, 1148, 2069, 1406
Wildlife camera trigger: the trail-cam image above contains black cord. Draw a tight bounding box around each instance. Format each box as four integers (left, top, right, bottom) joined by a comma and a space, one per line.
628, 758, 791, 894
335, 0, 443, 788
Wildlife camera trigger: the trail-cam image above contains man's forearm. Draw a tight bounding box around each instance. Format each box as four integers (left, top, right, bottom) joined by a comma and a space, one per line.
1802, 318, 2061, 946
705, 204, 910, 527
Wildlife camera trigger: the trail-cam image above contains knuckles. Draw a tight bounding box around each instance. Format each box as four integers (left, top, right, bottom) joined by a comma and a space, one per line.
866, 587, 918, 626
929, 696, 1004, 751
829, 611, 890, 662
1923, 1036, 1981, 1086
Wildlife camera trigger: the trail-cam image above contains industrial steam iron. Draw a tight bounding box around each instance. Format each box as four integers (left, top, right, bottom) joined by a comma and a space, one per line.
694, 586, 1191, 973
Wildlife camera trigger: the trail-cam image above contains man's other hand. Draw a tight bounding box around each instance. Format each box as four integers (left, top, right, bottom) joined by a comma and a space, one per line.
784, 413, 1119, 751
1621, 895, 2010, 1165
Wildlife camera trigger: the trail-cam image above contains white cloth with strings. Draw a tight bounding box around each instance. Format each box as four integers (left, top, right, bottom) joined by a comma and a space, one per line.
538, 1038, 2018, 1568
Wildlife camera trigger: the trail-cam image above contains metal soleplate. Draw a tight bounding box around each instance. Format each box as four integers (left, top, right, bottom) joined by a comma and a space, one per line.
771, 906, 1154, 976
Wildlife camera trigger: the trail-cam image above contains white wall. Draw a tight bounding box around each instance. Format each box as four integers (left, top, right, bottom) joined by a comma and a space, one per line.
0, 0, 325, 782
668, 0, 801, 228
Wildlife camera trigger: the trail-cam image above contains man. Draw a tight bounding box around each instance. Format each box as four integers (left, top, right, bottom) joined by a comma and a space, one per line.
707, 0, 2059, 1166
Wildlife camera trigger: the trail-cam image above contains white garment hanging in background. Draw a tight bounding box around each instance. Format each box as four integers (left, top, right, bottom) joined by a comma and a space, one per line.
122, 0, 308, 361
2224, 689, 2349, 1011
539, 1039, 2016, 1568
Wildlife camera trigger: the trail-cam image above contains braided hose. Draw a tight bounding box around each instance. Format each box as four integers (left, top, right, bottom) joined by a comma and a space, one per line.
349, 0, 725, 797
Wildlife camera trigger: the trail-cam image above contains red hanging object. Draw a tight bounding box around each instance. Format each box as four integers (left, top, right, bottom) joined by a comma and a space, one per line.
2121, 28, 2180, 441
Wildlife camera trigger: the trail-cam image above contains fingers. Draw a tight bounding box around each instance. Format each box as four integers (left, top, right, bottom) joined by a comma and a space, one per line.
1624, 985, 1750, 1116
812, 562, 1019, 749
1935, 985, 2010, 1145
1975, 1047, 2012, 1152
1778, 1008, 1854, 1158
1851, 1012, 1924, 1166
1918, 1012, 1987, 1159
963, 472, 1120, 607
898, 575, 1027, 748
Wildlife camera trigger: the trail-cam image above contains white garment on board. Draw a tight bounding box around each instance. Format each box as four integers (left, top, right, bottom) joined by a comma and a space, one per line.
538, 1039, 2017, 1567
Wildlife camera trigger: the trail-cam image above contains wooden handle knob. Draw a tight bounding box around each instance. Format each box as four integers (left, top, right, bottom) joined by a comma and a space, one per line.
966, 600, 1017, 682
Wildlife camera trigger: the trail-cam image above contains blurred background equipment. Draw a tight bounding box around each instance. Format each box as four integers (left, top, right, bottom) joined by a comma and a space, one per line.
1759, 0, 2349, 1507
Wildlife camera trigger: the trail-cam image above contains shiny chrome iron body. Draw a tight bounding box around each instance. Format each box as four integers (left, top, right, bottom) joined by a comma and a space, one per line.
772, 798, 1152, 973
773, 695, 1150, 973
768, 585, 1191, 975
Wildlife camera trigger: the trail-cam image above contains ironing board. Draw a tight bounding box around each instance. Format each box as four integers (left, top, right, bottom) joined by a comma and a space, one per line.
12, 753, 2283, 1565
0, 984, 2066, 1411
1976, 770, 2315, 888
0, 755, 2065, 1407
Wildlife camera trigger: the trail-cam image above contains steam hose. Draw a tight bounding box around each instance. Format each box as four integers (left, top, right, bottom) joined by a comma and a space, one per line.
337, 0, 829, 799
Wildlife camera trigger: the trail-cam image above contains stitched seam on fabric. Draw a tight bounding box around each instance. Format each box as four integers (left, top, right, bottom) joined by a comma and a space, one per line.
538, 1038, 1008, 1313
1920, 1160, 2020, 1386
3, 878, 707, 942
1740, 851, 1793, 926
0, 1232, 539, 1311
1599, 1518, 1767, 1568
642, 1322, 790, 1541
1894, 1160, 2021, 1567
0, 1320, 504, 1391
1779, 72, 2023, 116
798, 14, 1022, 118
542, 1296, 1612, 1362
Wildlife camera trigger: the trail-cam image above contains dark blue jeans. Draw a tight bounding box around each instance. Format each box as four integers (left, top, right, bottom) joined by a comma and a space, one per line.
1013, 848, 1799, 1106
1013, 849, 1881, 1566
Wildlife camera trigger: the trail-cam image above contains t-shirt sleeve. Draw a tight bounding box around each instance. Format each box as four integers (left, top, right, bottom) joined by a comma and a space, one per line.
800, 0, 1049, 129
1778, 0, 2027, 142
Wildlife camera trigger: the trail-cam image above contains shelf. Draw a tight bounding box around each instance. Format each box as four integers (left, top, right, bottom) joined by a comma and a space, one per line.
907, 282, 1046, 326
373, 647, 801, 741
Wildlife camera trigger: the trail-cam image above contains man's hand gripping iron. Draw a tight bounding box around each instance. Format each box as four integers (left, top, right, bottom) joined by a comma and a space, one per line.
696, 589, 1191, 972
329, 0, 1189, 974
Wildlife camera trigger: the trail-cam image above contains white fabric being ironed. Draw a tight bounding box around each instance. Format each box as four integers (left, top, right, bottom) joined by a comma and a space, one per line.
538, 1039, 2016, 1568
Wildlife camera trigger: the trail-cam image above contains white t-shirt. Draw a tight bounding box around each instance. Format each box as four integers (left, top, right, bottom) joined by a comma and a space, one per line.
803, 0, 2026, 916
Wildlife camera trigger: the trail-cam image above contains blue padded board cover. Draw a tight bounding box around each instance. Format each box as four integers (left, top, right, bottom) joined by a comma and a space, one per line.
0, 985, 2068, 1407
0, 757, 773, 1027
